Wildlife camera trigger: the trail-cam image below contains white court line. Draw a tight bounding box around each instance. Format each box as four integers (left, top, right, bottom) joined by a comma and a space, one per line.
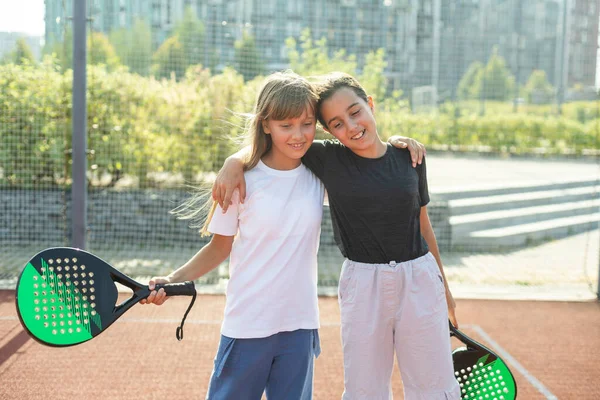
0, 316, 559, 399
467, 324, 558, 400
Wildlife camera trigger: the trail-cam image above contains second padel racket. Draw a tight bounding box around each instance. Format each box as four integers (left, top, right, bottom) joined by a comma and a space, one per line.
451, 322, 517, 399
15, 247, 197, 347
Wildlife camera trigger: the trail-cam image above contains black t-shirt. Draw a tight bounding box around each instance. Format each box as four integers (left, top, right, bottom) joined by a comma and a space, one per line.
302, 139, 430, 264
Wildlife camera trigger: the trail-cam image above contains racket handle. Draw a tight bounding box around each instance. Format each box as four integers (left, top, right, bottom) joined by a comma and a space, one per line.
156, 281, 196, 296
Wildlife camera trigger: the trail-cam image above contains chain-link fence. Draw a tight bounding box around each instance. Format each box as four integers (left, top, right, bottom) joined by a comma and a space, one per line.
1, 0, 599, 297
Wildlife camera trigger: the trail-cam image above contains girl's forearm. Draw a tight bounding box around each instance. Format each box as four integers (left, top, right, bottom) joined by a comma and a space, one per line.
168, 237, 233, 282
420, 207, 450, 288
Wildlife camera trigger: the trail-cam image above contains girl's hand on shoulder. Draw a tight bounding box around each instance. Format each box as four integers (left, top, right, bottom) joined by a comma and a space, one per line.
212, 157, 247, 213
445, 287, 458, 328
387, 136, 426, 168
140, 276, 172, 306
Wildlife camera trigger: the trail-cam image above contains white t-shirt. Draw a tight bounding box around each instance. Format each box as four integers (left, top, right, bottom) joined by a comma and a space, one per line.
208, 160, 325, 339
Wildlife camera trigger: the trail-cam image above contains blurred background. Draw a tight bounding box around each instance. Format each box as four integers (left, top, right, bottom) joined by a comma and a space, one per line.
0, 0, 598, 300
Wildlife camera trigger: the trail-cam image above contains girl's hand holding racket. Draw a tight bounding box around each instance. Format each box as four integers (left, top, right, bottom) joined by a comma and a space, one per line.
140, 277, 172, 306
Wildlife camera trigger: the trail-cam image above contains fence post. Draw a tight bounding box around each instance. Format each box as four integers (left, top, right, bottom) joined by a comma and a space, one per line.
72, 0, 87, 249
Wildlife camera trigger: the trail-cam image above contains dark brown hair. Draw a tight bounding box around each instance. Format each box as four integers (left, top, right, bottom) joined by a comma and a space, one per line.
314, 72, 368, 129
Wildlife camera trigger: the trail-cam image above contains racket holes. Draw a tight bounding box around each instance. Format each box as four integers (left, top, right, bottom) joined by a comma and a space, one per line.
73, 273, 78, 279
33, 275, 38, 281
33, 283, 38, 289
34, 307, 40, 312
82, 296, 87, 301
42, 306, 48, 312
52, 329, 57, 335
64, 258, 69, 263
68, 328, 73, 333
81, 272, 86, 278
42, 299, 47, 304
76, 327, 81, 332
50, 306, 56, 311
90, 288, 95, 293
73, 265, 78, 271
48, 259, 53, 265
68, 320, 73, 325
72, 258, 77, 263
80, 265, 86, 270
34, 315, 40, 320
59, 321, 65, 326
90, 295, 95, 300
65, 274, 70, 279
82, 288, 88, 293
57, 274, 62, 279
56, 259, 62, 264
60, 329, 65, 334
34, 299, 39, 304
83, 311, 88, 316
57, 266, 62, 272
34, 291, 38, 297
89, 280, 94, 285
88, 272, 94, 278
66, 282, 71, 287
51, 321, 57, 327
59, 313, 64, 319
43, 315, 48, 320
91, 310, 97, 316
43, 322, 49, 328
50, 298, 55, 303
42, 291, 47, 296
91, 303, 95, 308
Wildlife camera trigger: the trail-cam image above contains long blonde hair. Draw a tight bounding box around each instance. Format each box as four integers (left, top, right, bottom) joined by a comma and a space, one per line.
173, 71, 318, 236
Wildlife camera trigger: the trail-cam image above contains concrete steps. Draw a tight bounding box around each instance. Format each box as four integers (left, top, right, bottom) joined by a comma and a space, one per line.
432, 177, 600, 251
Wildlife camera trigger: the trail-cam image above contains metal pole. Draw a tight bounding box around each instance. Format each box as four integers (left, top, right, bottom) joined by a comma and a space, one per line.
72, 0, 87, 249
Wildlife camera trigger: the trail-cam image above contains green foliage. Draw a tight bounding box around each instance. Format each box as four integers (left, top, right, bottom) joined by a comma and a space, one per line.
151, 35, 186, 80
285, 29, 356, 76
1, 51, 598, 189
109, 19, 152, 76
2, 38, 36, 65
174, 7, 205, 69
458, 49, 515, 102
523, 70, 555, 104
88, 32, 121, 71
458, 62, 483, 100
234, 31, 265, 81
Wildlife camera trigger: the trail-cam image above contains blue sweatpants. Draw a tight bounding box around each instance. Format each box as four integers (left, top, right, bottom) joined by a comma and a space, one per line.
206, 329, 321, 400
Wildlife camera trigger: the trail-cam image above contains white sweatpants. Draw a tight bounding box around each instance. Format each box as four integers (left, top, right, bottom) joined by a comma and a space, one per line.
338, 252, 461, 400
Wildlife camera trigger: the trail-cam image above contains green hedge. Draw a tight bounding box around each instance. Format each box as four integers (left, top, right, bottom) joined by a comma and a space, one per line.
1, 61, 598, 188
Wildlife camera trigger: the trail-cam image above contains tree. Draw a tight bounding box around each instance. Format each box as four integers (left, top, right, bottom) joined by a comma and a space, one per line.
359, 49, 388, 102
174, 6, 205, 68
109, 19, 152, 76
457, 61, 484, 100
523, 70, 555, 104
88, 32, 120, 70
152, 35, 186, 80
285, 29, 356, 76
482, 48, 515, 101
2, 38, 36, 65
234, 31, 264, 81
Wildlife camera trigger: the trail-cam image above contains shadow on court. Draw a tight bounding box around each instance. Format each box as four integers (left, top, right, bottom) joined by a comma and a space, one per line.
0, 290, 598, 399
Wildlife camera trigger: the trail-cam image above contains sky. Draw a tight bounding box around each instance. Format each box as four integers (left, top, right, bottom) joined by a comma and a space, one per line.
0, 0, 45, 36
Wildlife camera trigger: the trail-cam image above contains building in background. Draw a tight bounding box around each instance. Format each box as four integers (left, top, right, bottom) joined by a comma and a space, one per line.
43, 0, 599, 99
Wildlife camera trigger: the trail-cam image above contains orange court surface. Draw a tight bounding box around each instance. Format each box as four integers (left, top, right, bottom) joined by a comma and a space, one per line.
0, 290, 599, 399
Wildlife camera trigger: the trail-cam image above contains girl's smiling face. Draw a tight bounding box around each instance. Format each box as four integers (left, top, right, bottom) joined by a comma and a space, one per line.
262, 107, 316, 170
319, 87, 381, 158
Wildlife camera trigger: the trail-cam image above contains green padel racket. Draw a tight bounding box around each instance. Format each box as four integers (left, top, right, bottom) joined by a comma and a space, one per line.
15, 247, 197, 347
450, 322, 517, 400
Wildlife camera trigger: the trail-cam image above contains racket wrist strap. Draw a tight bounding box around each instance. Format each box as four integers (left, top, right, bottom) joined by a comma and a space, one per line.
176, 289, 197, 341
